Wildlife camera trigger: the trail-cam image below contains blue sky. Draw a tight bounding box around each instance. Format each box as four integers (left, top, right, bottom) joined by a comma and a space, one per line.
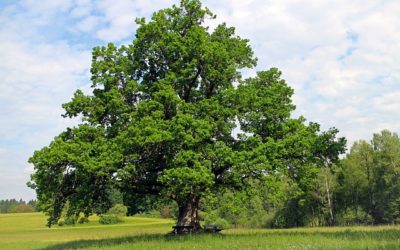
0, 0, 399, 200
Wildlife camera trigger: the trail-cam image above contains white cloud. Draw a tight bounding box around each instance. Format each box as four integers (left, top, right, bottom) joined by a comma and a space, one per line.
22, 0, 74, 13
0, 175, 35, 201
76, 15, 101, 32
70, 0, 92, 18
23, 165, 34, 175
0, 146, 35, 200
0, 39, 90, 144
373, 92, 400, 112
0, 148, 7, 156
203, 0, 400, 146
0, 1, 92, 200
94, 0, 173, 42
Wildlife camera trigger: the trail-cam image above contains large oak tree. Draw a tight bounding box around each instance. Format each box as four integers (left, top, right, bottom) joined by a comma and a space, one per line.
28, 0, 345, 232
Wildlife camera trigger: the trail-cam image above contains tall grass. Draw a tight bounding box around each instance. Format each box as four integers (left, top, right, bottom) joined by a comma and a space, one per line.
0, 213, 399, 249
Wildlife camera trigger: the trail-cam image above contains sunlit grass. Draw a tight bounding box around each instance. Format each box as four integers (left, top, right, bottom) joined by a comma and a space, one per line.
0, 213, 173, 249
1, 213, 399, 249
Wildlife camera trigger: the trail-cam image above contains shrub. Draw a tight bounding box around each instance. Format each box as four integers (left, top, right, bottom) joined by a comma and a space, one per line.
99, 214, 122, 224
64, 215, 76, 225
201, 211, 232, 229
212, 218, 231, 229
98, 204, 127, 225
57, 215, 77, 226
336, 207, 373, 226
135, 209, 162, 218
108, 204, 127, 216
160, 205, 173, 218
78, 217, 89, 224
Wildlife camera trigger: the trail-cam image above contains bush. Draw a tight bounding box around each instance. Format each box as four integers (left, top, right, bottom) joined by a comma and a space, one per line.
160, 205, 173, 218
108, 204, 127, 216
57, 220, 65, 226
64, 215, 77, 225
57, 215, 76, 226
135, 209, 162, 218
201, 211, 232, 229
99, 214, 122, 224
78, 217, 89, 224
212, 218, 231, 229
336, 207, 373, 226
98, 204, 127, 225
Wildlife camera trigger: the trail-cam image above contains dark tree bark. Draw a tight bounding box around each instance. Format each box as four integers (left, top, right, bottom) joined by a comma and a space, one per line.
175, 197, 201, 234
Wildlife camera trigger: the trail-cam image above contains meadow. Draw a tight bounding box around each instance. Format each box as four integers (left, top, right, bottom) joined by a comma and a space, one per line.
0, 213, 399, 250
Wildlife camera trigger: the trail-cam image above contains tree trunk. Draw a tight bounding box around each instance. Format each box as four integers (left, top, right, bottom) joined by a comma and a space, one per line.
325, 174, 334, 226
174, 197, 201, 234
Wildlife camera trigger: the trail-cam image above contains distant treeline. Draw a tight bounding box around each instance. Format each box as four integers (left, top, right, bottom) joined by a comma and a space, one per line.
0, 199, 39, 213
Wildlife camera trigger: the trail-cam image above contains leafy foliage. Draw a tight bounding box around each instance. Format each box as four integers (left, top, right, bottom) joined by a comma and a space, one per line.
28, 0, 345, 229
337, 130, 400, 224
108, 204, 128, 216
99, 215, 123, 225
98, 204, 128, 225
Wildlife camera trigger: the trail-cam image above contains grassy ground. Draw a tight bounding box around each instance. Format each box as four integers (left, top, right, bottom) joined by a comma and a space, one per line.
1, 213, 399, 249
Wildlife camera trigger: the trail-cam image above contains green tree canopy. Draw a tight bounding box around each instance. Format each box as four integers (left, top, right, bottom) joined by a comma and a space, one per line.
28, 0, 345, 232
339, 130, 400, 224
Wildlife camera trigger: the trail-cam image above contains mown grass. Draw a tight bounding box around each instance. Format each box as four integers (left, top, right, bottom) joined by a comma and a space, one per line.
1, 213, 399, 249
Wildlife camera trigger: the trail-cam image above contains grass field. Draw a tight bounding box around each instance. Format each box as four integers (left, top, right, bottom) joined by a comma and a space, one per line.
1, 213, 400, 249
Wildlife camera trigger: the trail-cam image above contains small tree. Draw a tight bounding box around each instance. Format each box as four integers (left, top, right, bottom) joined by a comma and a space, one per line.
28, 0, 345, 232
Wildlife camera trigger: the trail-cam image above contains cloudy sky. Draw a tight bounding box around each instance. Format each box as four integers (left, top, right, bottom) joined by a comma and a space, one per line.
0, 0, 399, 200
